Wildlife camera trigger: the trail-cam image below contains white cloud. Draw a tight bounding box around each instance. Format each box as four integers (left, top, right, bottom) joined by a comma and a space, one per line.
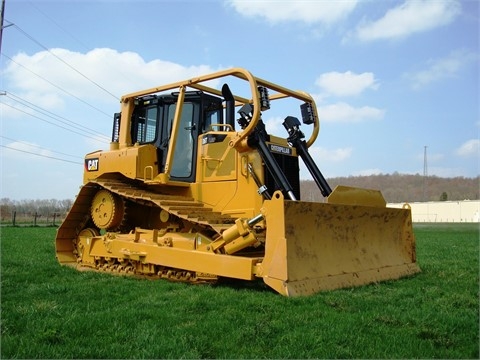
4, 48, 221, 106
427, 166, 467, 178
318, 102, 385, 123
353, 168, 383, 176
405, 49, 478, 90
315, 71, 379, 97
299, 146, 352, 180
352, 0, 461, 42
309, 146, 352, 162
456, 139, 480, 157
227, 0, 358, 25
264, 116, 285, 136
312, 71, 382, 124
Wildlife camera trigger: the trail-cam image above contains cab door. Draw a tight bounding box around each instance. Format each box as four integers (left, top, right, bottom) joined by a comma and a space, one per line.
168, 102, 198, 181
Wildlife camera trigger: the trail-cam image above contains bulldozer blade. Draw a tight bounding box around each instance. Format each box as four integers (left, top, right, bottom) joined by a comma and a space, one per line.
260, 190, 420, 297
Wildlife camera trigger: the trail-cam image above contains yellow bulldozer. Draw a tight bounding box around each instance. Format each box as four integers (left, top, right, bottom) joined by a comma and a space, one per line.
56, 68, 420, 296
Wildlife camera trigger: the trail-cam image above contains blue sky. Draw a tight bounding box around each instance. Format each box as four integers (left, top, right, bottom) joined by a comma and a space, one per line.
1, 0, 478, 200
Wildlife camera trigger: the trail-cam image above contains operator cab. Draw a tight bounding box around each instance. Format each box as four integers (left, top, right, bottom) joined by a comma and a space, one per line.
113, 91, 224, 183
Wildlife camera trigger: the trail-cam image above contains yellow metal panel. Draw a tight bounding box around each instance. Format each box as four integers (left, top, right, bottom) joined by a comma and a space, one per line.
327, 185, 387, 207
199, 132, 237, 181
194, 143, 264, 218
83, 145, 158, 183
261, 191, 420, 296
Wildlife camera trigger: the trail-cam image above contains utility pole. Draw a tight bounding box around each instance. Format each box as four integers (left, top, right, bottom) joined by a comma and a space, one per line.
0, 0, 6, 54
423, 145, 428, 201
0, 0, 12, 55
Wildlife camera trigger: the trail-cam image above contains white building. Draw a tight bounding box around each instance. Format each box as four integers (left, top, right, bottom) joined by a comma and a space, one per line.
388, 200, 480, 223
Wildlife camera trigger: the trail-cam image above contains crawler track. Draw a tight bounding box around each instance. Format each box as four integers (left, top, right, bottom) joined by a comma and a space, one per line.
55, 177, 240, 282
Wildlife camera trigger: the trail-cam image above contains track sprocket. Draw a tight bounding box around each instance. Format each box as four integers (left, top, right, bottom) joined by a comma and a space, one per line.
90, 189, 125, 230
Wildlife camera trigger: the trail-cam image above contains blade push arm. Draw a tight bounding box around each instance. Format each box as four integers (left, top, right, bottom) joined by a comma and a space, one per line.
283, 116, 332, 197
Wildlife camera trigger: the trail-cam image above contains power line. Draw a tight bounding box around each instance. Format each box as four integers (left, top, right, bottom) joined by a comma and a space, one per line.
6, 20, 119, 100
4, 92, 110, 141
0, 135, 83, 159
1, 53, 113, 118
1, 98, 110, 142
0, 101, 109, 143
1, 144, 83, 165
27, 0, 91, 51
24, 1, 137, 86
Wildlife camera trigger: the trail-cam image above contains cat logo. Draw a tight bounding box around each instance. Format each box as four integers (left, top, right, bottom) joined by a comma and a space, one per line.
85, 158, 99, 171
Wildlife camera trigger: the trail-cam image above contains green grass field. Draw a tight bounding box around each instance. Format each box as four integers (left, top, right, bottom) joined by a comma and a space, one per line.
1, 224, 478, 359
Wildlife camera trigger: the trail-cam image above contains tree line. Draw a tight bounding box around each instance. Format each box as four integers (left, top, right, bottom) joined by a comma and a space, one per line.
0, 198, 73, 226
301, 174, 480, 203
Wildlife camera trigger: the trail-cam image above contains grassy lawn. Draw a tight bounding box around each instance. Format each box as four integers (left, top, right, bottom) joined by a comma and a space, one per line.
1, 224, 478, 359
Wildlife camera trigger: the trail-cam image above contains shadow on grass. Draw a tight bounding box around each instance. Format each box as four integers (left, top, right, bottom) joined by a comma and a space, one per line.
212, 277, 275, 294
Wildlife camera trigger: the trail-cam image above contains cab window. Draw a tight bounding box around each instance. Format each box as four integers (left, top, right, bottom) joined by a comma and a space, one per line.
132, 106, 159, 143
